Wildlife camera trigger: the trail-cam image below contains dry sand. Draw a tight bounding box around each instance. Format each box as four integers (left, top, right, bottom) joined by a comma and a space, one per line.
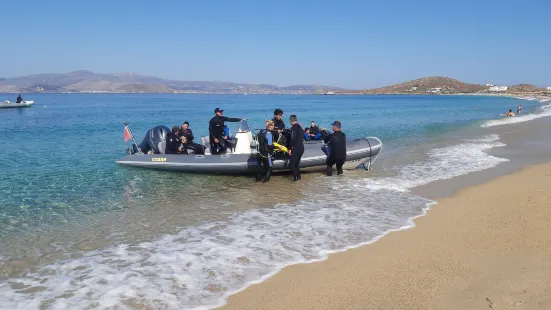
221, 162, 551, 310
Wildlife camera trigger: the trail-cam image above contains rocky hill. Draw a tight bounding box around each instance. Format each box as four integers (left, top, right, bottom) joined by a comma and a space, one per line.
347, 76, 487, 94
0, 70, 345, 94
507, 84, 540, 93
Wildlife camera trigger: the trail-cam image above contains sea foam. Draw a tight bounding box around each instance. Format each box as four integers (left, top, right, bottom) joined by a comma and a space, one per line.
0, 135, 508, 310
481, 104, 551, 128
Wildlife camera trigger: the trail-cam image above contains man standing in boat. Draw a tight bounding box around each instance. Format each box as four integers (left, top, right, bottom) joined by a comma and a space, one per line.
288, 115, 305, 181
16, 95, 23, 103
209, 108, 244, 154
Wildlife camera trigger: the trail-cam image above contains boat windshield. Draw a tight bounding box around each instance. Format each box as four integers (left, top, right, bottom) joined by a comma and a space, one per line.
236, 120, 250, 133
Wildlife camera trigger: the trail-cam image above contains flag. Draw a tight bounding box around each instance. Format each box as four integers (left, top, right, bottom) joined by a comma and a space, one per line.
124, 126, 132, 142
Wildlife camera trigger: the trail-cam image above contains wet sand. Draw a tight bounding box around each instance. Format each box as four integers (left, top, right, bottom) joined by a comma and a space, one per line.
221, 162, 551, 309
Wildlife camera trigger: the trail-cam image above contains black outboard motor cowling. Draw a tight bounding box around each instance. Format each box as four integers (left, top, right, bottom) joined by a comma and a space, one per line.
133, 125, 171, 154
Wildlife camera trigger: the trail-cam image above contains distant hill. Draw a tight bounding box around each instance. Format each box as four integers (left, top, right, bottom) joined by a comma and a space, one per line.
346, 76, 487, 94
0, 70, 345, 94
507, 84, 540, 93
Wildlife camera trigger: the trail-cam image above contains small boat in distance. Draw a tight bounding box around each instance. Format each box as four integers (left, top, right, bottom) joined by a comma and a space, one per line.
0, 100, 35, 108
324, 91, 336, 95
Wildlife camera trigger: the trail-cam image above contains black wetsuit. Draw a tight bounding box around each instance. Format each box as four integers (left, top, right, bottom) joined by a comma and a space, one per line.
325, 131, 347, 175
256, 129, 275, 182
165, 132, 181, 154
179, 128, 205, 154
209, 115, 241, 154
272, 118, 286, 143
288, 123, 305, 180
310, 125, 320, 135
16, 96, 23, 103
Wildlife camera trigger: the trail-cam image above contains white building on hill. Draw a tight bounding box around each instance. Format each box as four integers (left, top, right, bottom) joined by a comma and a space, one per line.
426, 87, 441, 93
488, 86, 508, 92
547, 86, 551, 91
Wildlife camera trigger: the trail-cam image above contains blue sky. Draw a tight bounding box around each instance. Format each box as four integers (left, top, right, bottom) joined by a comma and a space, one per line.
2, 0, 550, 89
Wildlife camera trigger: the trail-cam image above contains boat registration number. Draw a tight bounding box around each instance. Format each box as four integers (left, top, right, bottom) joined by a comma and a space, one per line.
152, 157, 167, 162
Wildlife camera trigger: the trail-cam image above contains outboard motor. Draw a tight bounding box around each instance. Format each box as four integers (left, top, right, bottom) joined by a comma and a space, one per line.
135, 125, 171, 154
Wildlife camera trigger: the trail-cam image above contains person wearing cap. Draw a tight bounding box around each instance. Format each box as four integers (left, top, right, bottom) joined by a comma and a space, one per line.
208, 108, 244, 154
288, 114, 305, 181
324, 121, 347, 176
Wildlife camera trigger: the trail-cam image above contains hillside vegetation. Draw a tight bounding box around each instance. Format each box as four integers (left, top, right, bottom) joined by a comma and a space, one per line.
346, 76, 487, 94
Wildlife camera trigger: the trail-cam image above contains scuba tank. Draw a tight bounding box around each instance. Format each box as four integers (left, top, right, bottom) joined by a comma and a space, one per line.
250, 133, 259, 157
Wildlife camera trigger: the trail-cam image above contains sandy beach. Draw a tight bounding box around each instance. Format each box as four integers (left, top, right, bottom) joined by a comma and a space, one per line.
221, 162, 551, 310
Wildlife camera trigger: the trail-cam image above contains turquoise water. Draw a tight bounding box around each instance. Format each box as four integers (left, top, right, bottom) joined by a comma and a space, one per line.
0, 94, 544, 309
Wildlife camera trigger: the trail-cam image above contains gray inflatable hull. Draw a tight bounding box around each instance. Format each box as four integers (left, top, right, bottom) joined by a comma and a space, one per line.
0, 101, 34, 108
116, 137, 382, 174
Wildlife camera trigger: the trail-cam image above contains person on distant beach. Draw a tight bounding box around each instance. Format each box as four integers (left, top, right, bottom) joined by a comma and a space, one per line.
324, 121, 347, 176
517, 104, 522, 114
505, 109, 516, 117
16, 95, 23, 103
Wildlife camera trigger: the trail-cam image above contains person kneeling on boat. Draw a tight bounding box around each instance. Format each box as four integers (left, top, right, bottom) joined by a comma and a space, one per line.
165, 126, 183, 154
256, 120, 277, 183
16, 95, 23, 103
324, 121, 347, 176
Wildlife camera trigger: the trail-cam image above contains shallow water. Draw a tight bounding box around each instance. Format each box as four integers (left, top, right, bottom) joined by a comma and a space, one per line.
0, 93, 545, 309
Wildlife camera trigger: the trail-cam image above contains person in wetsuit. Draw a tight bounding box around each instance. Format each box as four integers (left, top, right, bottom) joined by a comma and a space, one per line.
308, 121, 322, 140
256, 120, 277, 183
324, 121, 347, 176
209, 108, 244, 154
288, 114, 305, 181
16, 95, 23, 103
165, 126, 182, 154
272, 108, 285, 143
179, 121, 205, 154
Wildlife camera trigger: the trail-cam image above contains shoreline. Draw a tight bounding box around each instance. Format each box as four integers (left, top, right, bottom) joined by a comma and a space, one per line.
221, 161, 551, 309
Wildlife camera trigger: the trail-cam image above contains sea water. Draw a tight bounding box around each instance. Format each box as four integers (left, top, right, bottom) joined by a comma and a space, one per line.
0, 94, 544, 309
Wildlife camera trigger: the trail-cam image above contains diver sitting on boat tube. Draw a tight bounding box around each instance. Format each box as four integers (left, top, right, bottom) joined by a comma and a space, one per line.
16, 95, 23, 103
165, 126, 183, 154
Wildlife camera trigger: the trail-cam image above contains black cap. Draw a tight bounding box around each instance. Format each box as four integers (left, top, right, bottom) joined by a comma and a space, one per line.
215, 108, 224, 113
331, 121, 342, 129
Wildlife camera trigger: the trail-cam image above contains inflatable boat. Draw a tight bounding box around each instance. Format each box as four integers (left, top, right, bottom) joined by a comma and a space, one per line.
116, 121, 382, 174
0, 100, 34, 108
